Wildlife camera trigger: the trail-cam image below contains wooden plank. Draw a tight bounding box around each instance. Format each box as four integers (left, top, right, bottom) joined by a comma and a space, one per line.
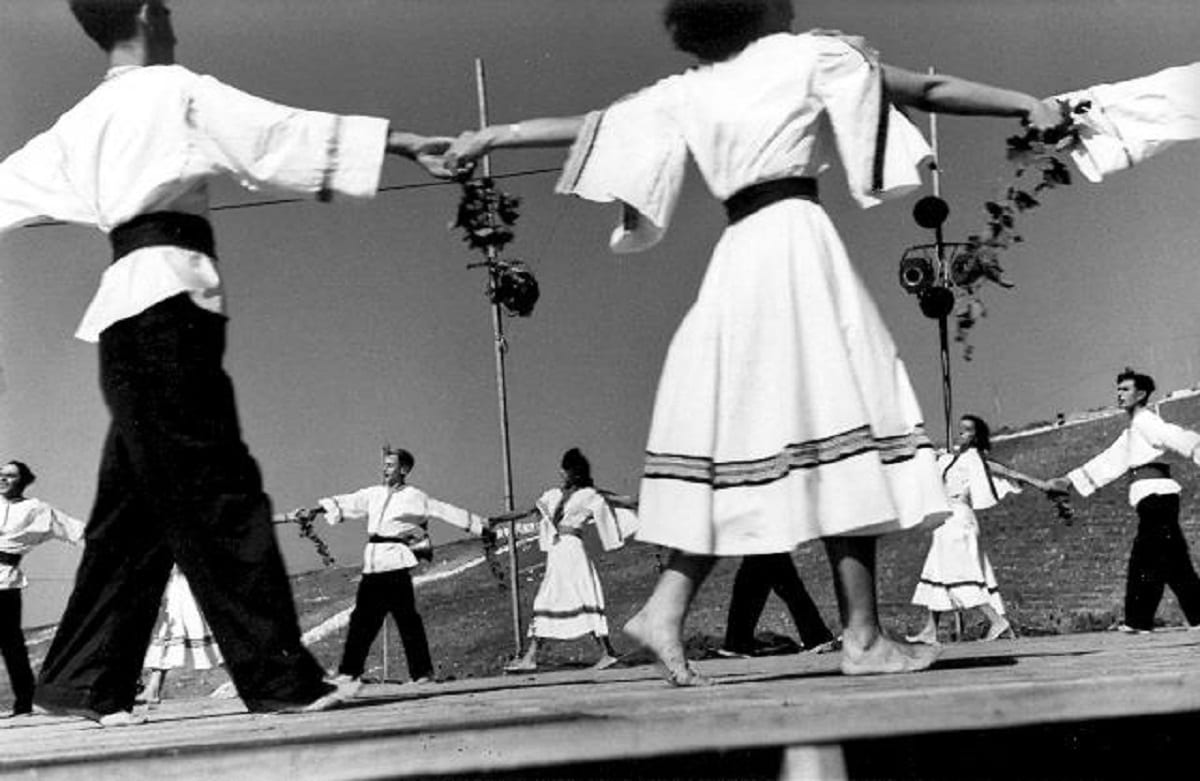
1, 630, 1198, 779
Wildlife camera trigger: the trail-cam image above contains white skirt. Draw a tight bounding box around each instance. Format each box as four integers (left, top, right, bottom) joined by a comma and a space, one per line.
529, 535, 609, 640
143, 570, 223, 670
636, 199, 950, 555
911, 502, 1005, 613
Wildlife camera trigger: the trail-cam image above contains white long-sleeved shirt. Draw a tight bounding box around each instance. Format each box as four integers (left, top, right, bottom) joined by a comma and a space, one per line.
1067, 406, 1200, 506
1054, 62, 1200, 183
0, 64, 388, 341
318, 484, 485, 573
0, 497, 86, 589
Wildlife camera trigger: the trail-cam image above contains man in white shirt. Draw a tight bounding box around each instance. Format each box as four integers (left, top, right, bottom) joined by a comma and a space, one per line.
1050, 368, 1200, 633
296, 448, 490, 685
0, 462, 85, 718
0, 1, 450, 722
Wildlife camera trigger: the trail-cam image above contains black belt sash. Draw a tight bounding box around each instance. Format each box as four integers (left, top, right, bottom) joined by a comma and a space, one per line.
0, 551, 23, 567
109, 212, 216, 264
1131, 463, 1171, 481
368, 534, 416, 544
723, 177, 819, 225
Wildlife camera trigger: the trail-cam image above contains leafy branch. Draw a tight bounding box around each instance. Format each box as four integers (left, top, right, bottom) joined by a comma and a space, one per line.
453, 178, 540, 317
951, 98, 1092, 352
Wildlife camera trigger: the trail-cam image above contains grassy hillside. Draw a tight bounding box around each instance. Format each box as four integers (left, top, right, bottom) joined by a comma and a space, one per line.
8, 392, 1200, 704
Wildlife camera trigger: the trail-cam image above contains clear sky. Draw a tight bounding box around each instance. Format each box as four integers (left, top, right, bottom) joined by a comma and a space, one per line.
2, 0, 1198, 626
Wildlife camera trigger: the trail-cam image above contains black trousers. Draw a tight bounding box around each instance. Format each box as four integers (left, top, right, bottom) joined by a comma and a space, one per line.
0, 589, 34, 714
34, 295, 328, 714
1124, 493, 1200, 630
339, 568, 433, 681
724, 553, 834, 651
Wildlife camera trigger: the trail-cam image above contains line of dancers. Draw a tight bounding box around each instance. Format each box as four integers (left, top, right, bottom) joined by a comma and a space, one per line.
1, 0, 1198, 724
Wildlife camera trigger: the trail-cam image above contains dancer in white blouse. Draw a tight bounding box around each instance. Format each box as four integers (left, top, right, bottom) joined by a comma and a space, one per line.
490, 449, 636, 673
0, 462, 85, 717
1, 0, 451, 723
1050, 369, 1200, 633
445, 0, 1057, 682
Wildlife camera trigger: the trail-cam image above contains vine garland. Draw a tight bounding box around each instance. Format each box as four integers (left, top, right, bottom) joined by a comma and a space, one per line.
951, 98, 1092, 355
453, 178, 540, 318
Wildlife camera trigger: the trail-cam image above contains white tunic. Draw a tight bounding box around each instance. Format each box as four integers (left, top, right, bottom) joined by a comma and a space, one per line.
1067, 407, 1200, 507
556, 31, 950, 555
0, 64, 388, 341
319, 484, 485, 573
1055, 62, 1200, 182
0, 496, 85, 590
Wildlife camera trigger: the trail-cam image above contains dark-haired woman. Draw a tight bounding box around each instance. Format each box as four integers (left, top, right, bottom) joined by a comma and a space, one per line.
909, 416, 1028, 644
449, 0, 1057, 682
491, 449, 635, 673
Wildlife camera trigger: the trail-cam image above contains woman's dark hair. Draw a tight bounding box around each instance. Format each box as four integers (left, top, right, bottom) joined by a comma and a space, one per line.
560, 448, 594, 488
69, 0, 146, 52
4, 461, 37, 491
662, 0, 781, 62
961, 414, 991, 453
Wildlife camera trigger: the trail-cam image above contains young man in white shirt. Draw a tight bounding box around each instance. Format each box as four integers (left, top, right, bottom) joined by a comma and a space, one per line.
0, 462, 85, 718
297, 448, 490, 685
0, 1, 450, 723
1050, 368, 1200, 633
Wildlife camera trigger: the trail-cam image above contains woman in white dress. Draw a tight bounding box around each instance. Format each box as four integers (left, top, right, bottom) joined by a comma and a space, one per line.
447, 0, 1057, 682
142, 566, 223, 703
491, 449, 635, 673
908, 415, 1024, 644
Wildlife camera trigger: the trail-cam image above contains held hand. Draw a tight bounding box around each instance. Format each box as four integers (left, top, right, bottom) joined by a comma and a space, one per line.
1024, 99, 1061, 134
412, 136, 456, 179
1046, 476, 1071, 494
443, 129, 492, 179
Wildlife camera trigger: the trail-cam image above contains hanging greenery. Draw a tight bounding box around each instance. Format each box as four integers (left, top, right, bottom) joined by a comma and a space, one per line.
951, 98, 1093, 352
289, 511, 336, 567
453, 177, 540, 317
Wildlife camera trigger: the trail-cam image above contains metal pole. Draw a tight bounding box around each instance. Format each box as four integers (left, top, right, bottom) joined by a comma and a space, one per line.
381, 622, 390, 682
475, 58, 523, 654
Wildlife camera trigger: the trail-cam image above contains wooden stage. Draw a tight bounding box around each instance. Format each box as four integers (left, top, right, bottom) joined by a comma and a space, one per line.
3, 629, 1200, 780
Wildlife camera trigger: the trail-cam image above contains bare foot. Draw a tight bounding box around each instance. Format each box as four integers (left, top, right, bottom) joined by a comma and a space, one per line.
904, 627, 940, 646
624, 609, 711, 687
504, 659, 537, 674
841, 635, 941, 676
983, 617, 1013, 641
591, 654, 620, 671
97, 710, 148, 727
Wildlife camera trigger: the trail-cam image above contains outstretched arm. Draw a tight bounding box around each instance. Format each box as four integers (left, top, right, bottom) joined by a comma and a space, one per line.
883, 66, 1059, 128
443, 116, 587, 176
386, 129, 455, 178
488, 506, 538, 525
986, 460, 1054, 493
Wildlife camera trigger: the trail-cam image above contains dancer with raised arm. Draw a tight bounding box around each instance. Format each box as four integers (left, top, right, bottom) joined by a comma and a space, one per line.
0, 462, 85, 718
0, 0, 451, 724
490, 448, 635, 673
293, 447, 492, 686
445, 0, 1057, 683
908, 415, 1055, 644
1049, 369, 1200, 633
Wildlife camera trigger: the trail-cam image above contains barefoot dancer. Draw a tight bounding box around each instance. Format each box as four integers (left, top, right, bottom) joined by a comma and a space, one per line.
446, 0, 1057, 682
490, 449, 635, 673
909, 415, 1050, 644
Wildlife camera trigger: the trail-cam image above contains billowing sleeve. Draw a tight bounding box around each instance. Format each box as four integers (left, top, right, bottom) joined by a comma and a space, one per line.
1067, 433, 1131, 497
811, 33, 932, 208
1132, 410, 1200, 466
1054, 62, 1200, 183
961, 451, 1021, 511
185, 74, 389, 201
0, 130, 92, 234
47, 504, 86, 545
318, 488, 372, 526
555, 81, 688, 253
425, 497, 485, 537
